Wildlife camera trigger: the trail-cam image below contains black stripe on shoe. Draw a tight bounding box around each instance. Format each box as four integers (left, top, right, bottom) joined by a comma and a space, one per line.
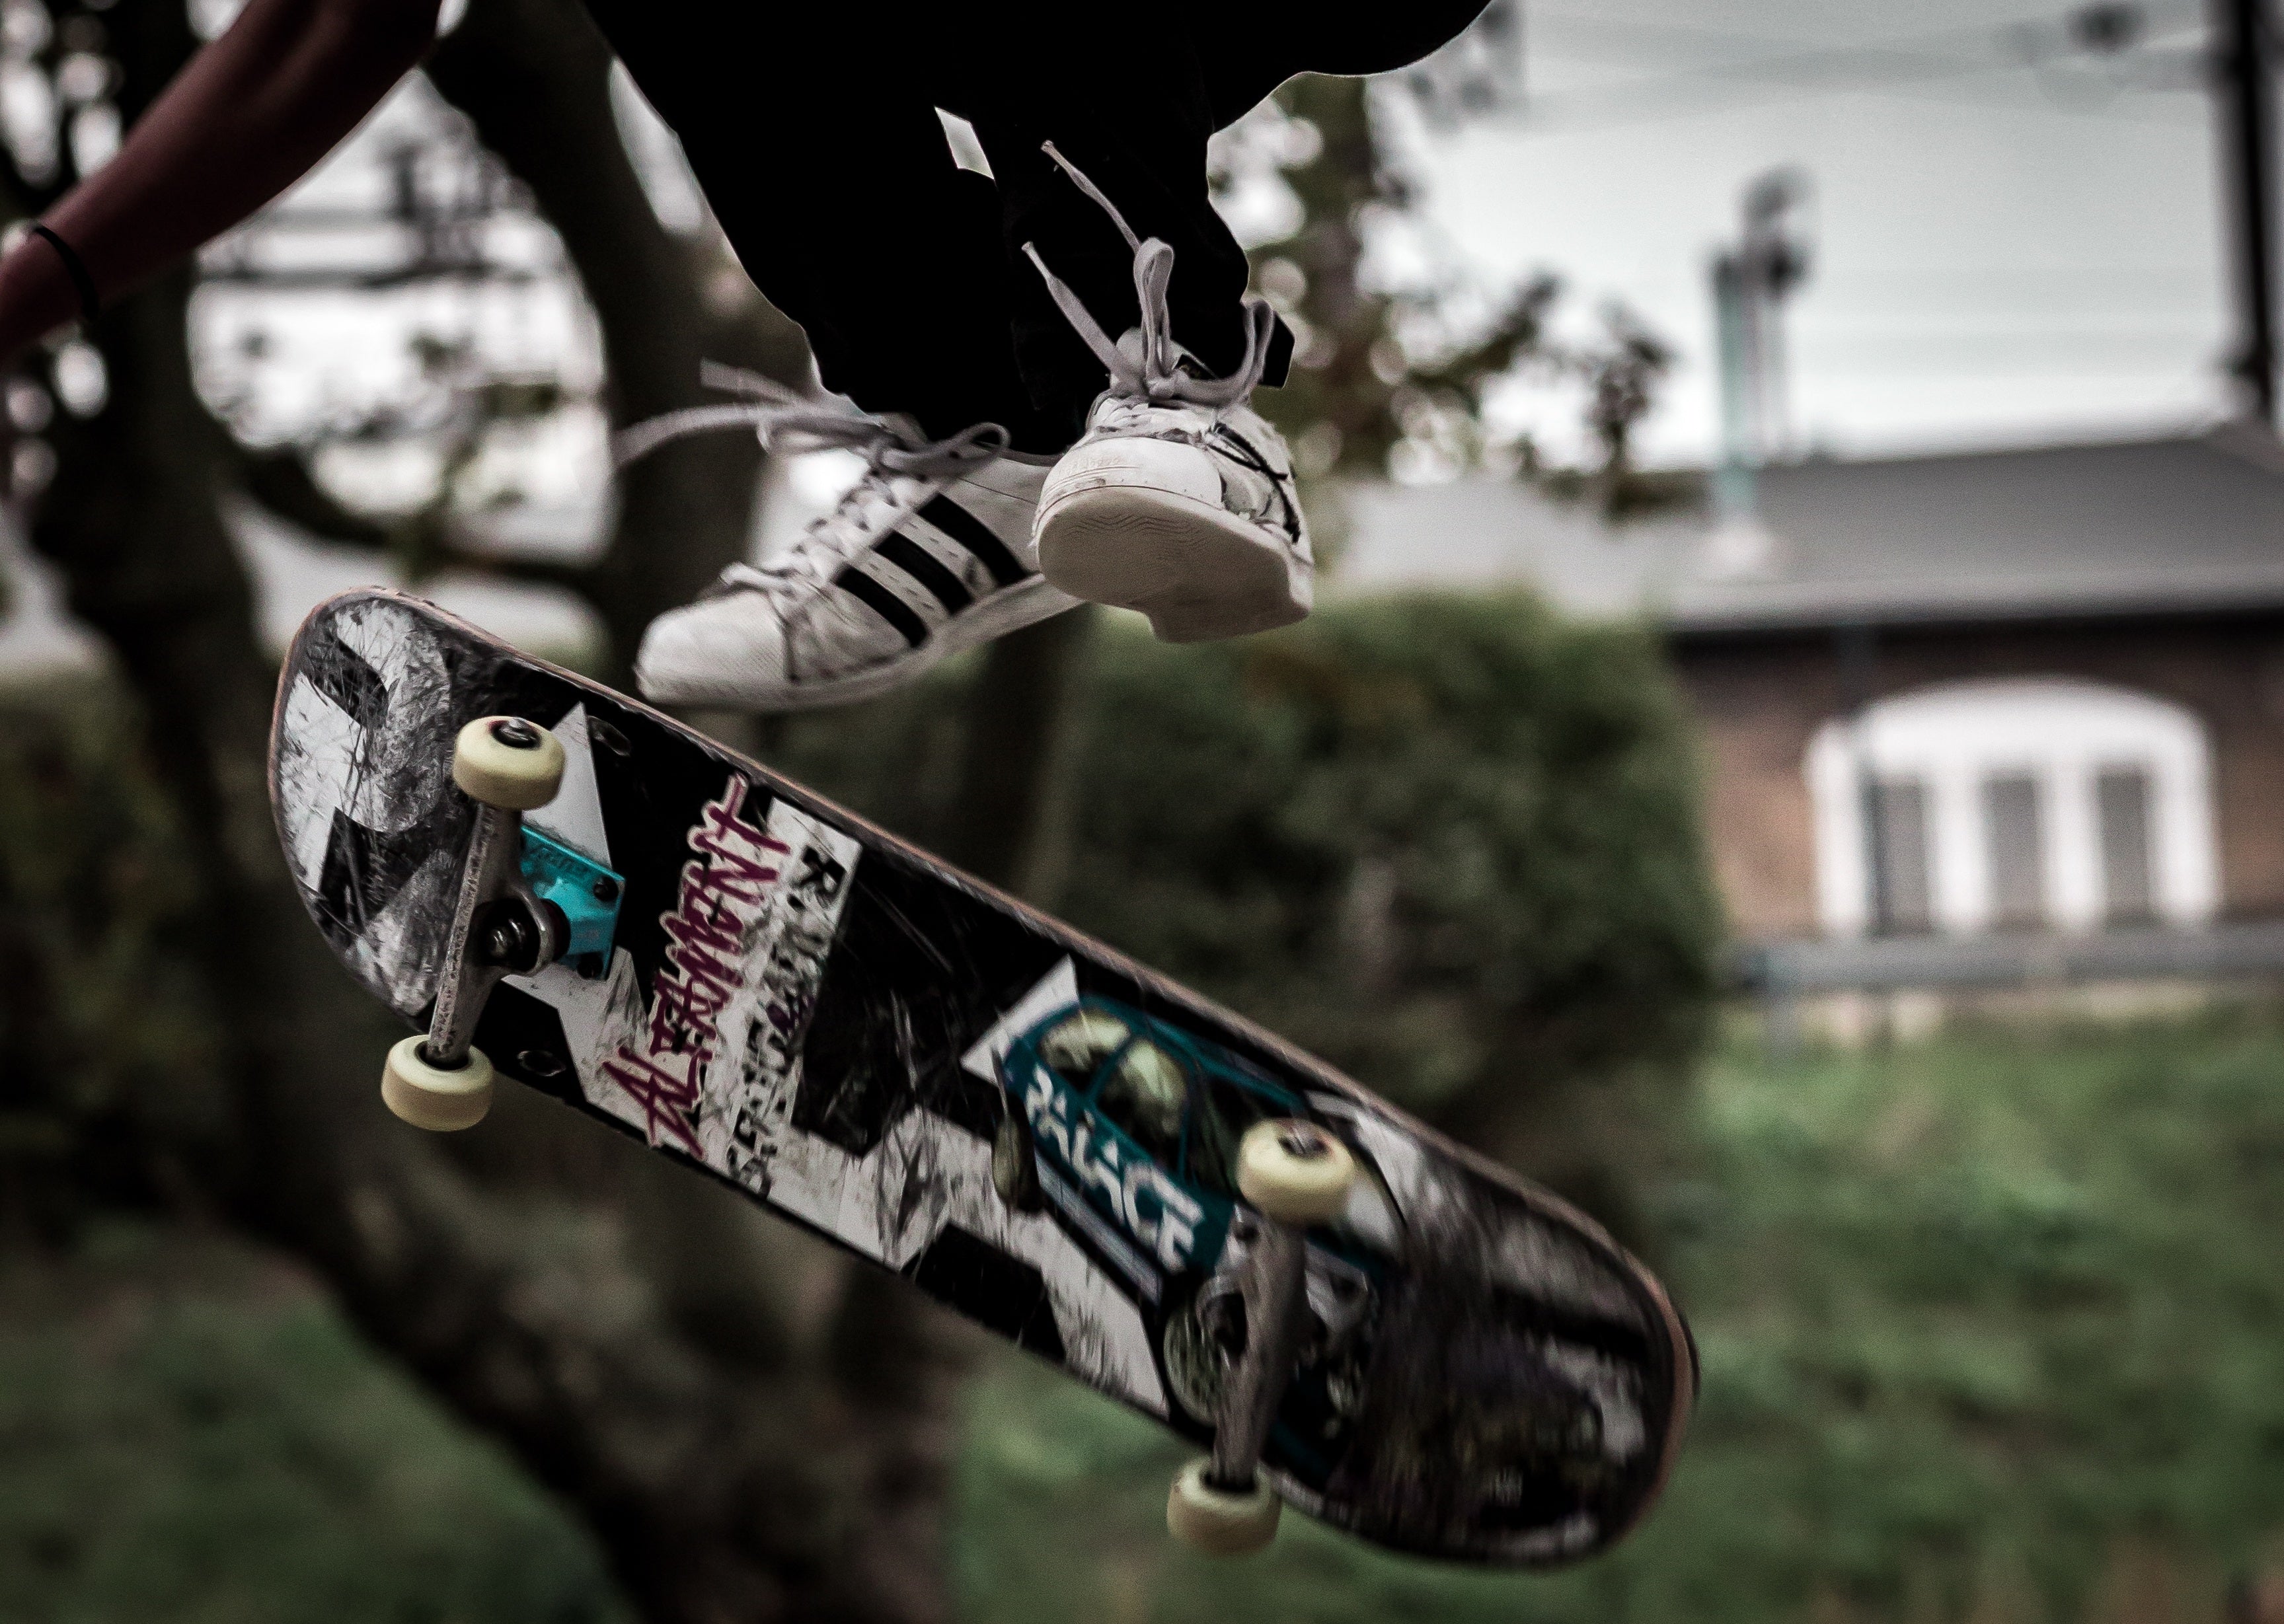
833, 566, 930, 647
874, 533, 975, 616
1209, 423, 1303, 543
919, 496, 1032, 587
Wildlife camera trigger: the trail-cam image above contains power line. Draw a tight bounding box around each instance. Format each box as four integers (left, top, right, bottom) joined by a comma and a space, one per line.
1476, 2, 2211, 131
1527, 1, 2206, 66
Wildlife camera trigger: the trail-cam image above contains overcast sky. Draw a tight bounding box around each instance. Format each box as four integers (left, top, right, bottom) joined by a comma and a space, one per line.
1393, 0, 2236, 466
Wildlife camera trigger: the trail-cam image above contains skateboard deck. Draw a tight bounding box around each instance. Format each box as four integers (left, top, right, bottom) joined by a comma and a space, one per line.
267, 587, 1694, 1566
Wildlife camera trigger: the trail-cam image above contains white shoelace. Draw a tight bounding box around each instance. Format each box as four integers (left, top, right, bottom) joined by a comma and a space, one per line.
1022, 143, 1279, 414
613, 141, 1281, 615
613, 363, 1011, 605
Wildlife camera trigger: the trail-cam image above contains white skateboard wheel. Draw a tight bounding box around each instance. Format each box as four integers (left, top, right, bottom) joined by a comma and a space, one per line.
1237, 1119, 1355, 1225
1166, 1458, 1279, 1555
452, 717, 564, 810
381, 1034, 494, 1131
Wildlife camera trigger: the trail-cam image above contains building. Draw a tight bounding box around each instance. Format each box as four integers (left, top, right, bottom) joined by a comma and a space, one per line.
1340, 422, 2284, 1009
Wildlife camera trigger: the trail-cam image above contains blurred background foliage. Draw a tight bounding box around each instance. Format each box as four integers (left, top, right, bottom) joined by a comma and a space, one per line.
1216, 74, 1693, 543
0, 1230, 628, 1624
769, 597, 1722, 1244
8, 609, 2284, 1623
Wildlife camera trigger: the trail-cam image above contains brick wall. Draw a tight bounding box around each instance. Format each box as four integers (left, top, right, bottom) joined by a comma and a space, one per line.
1667, 612, 2284, 941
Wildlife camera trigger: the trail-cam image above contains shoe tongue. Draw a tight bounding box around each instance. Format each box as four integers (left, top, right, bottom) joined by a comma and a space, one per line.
700, 564, 770, 601
1110, 327, 1224, 403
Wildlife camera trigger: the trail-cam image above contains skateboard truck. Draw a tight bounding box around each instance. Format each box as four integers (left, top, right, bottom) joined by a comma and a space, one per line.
380, 716, 620, 1132
1166, 1119, 1357, 1557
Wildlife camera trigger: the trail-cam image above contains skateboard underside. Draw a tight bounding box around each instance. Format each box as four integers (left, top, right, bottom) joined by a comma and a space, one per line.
267, 589, 1692, 1566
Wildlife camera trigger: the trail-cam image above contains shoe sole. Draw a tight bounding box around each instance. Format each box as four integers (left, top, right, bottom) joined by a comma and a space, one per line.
639, 575, 1078, 712
1033, 484, 1308, 644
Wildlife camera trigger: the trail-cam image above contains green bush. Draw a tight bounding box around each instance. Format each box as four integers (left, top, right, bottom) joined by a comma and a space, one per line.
778, 593, 1724, 1233
0, 684, 227, 1225
1067, 597, 1718, 1101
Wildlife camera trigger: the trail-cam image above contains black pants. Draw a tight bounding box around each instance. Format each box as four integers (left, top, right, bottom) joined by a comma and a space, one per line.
580, 0, 1490, 451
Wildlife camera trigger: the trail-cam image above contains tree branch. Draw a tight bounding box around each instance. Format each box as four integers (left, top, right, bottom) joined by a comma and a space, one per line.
231, 441, 393, 550
214, 426, 603, 593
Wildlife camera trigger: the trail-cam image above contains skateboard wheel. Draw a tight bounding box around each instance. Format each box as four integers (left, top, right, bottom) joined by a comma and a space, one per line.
381, 1034, 495, 1131
453, 717, 565, 810
1166, 1457, 1279, 1555
1237, 1119, 1355, 1225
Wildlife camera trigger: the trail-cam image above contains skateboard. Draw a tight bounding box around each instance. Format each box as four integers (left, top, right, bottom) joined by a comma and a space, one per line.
266, 587, 1695, 1566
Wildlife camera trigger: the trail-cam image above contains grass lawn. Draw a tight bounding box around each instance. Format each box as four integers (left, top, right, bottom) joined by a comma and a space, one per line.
952, 1008, 2284, 1623
4, 1009, 2281, 1623
0, 1226, 628, 1624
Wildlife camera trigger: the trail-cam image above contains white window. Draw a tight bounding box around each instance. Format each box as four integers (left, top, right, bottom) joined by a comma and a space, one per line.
1866, 775, 1935, 934
1981, 772, 2045, 930
1806, 678, 2219, 938
2094, 766, 2157, 925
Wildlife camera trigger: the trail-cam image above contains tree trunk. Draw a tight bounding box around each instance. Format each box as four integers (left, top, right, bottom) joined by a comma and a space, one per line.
938, 607, 1095, 899
9, 3, 974, 1617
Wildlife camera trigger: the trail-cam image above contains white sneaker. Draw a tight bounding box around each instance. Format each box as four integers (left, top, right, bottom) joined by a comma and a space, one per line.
1022, 145, 1313, 644
623, 371, 1077, 712
1036, 393, 1309, 645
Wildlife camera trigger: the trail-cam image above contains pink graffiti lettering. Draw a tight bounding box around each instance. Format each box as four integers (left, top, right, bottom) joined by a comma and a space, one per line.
597, 1051, 703, 1156
603, 777, 789, 1151
691, 795, 788, 903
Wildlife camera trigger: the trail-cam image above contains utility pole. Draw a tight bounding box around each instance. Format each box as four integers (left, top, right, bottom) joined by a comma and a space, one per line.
1707, 170, 1810, 575
2213, 0, 2279, 424
1710, 171, 1810, 487
1711, 253, 1757, 523
2048, 3, 2279, 424
1739, 172, 1811, 459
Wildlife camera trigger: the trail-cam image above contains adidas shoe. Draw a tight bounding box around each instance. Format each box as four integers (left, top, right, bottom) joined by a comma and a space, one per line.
623, 370, 1077, 711
1022, 145, 1313, 644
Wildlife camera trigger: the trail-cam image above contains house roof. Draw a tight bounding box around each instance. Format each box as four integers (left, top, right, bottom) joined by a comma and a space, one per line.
1336, 422, 2284, 634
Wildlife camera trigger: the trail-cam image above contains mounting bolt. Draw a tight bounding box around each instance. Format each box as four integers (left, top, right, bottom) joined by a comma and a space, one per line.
475, 904, 544, 973
1277, 1123, 1334, 1162
592, 875, 620, 903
